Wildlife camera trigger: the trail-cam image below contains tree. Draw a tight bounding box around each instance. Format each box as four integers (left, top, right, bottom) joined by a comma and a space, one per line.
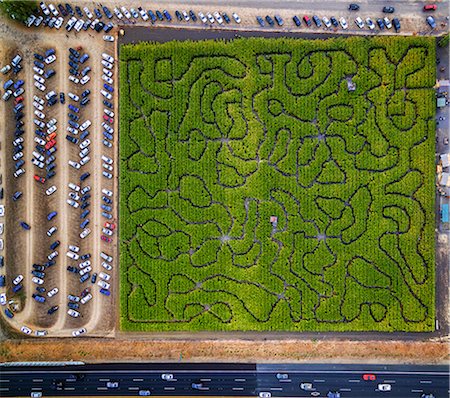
438, 33, 449, 48
0, 0, 37, 24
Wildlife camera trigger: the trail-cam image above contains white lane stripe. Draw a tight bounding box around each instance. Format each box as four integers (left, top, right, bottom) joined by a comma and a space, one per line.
233, 387, 244, 391
235, 378, 246, 382
348, 380, 360, 383
270, 387, 283, 391
99, 378, 110, 381
279, 379, 292, 383
420, 380, 432, 384
200, 378, 211, 381
128, 387, 139, 390
411, 389, 423, 393
0, 380, 9, 383
133, 378, 144, 382
164, 387, 175, 390
384, 380, 396, 383
0, 388, 9, 391
97, 387, 107, 390
32, 379, 43, 382
340, 388, 351, 392
314, 379, 325, 382
64, 387, 75, 391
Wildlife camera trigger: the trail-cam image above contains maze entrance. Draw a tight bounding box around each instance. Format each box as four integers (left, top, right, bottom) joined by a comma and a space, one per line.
119, 37, 436, 332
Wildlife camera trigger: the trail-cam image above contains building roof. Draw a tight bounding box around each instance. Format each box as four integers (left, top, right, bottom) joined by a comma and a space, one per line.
437, 97, 446, 108
442, 203, 449, 223
440, 172, 450, 187
441, 153, 450, 168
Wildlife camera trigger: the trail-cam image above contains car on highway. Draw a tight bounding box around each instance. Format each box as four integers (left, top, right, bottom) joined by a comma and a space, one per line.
300, 383, 314, 391
162, 373, 174, 381
363, 374, 376, 381
107, 381, 119, 388
276, 373, 289, 380
378, 384, 391, 392
259, 393, 271, 398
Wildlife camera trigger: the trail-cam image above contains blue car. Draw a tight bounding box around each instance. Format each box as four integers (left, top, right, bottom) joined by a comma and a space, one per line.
13, 284, 22, 293
20, 221, 30, 230
5, 308, 14, 318
148, 10, 157, 23
156, 10, 164, 21
79, 273, 90, 283
14, 80, 24, 89
0, 275, 5, 287
256, 16, 265, 26
47, 211, 57, 221
103, 83, 114, 93
163, 9, 172, 21
100, 288, 111, 296
68, 104, 80, 113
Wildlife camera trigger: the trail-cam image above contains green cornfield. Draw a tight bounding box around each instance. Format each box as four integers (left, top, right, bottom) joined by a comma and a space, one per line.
119, 36, 436, 332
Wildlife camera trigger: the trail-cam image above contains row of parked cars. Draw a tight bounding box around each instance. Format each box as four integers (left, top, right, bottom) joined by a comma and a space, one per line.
257, 14, 401, 32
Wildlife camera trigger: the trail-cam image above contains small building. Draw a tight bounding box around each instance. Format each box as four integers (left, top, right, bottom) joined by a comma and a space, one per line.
437, 97, 446, 108
440, 153, 450, 168
440, 172, 450, 187
346, 79, 356, 91
441, 203, 449, 223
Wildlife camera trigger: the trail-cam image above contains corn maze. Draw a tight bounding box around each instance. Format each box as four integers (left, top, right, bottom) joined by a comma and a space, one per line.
119, 36, 436, 332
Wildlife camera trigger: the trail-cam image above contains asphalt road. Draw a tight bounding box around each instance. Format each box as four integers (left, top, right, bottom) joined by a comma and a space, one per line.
0, 362, 448, 397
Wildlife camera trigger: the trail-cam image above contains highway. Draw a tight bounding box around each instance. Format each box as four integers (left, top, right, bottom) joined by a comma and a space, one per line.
0, 362, 448, 397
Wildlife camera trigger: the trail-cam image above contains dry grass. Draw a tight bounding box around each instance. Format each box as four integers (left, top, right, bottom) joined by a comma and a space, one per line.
0, 338, 448, 364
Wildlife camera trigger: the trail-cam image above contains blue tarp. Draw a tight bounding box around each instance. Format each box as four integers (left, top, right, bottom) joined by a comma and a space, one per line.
442, 203, 449, 223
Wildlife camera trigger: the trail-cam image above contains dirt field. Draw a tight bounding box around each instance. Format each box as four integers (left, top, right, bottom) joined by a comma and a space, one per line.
0, 338, 448, 364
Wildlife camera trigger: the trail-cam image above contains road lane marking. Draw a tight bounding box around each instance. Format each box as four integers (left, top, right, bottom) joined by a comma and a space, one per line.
235, 378, 246, 382
0, 388, 9, 391
97, 387, 108, 390
270, 387, 283, 391
164, 387, 175, 390
340, 388, 351, 392
348, 380, 360, 383
384, 380, 396, 383
32, 379, 43, 382
31, 387, 42, 390
279, 379, 292, 383
420, 380, 432, 384
0, 380, 9, 383
128, 387, 139, 390
200, 378, 211, 382
314, 380, 325, 382
233, 387, 244, 391
133, 378, 144, 382
64, 387, 75, 391
411, 389, 423, 393
99, 378, 110, 381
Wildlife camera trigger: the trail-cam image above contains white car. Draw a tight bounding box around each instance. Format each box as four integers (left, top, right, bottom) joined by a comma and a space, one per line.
340, 17, 348, 29
32, 277, 44, 285
47, 125, 57, 134
102, 261, 113, 271
198, 12, 207, 24
101, 60, 113, 70
0, 293, 6, 306
101, 90, 112, 100
35, 330, 48, 336
47, 251, 58, 260
79, 260, 91, 268
365, 17, 375, 30
103, 171, 113, 179
102, 188, 113, 197
33, 66, 44, 75
49, 4, 58, 16
34, 136, 45, 146
45, 90, 56, 100
80, 293, 92, 304
45, 54, 56, 64
68, 92, 79, 101
34, 109, 45, 119
31, 158, 44, 169
378, 384, 391, 392
47, 226, 57, 236
69, 75, 79, 84
103, 163, 113, 172
80, 139, 91, 150
103, 68, 113, 78
69, 191, 80, 201
67, 199, 79, 208
138, 7, 148, 20
162, 374, 174, 381
34, 82, 46, 91
47, 118, 57, 127
102, 227, 113, 236
383, 17, 392, 29
13, 274, 23, 285
68, 160, 81, 170
80, 156, 90, 166
47, 287, 59, 297
54, 16, 64, 29
213, 11, 223, 24
69, 244, 80, 252
68, 309, 80, 318
182, 11, 190, 21
322, 17, 331, 28
13, 152, 23, 161
259, 393, 271, 398
67, 126, 78, 135
355, 17, 364, 29
79, 266, 92, 276
90, 18, 99, 29
300, 383, 314, 391
74, 19, 84, 32
33, 151, 44, 162
34, 95, 44, 104
83, 7, 93, 19
0, 223, 2, 235
104, 109, 115, 118
79, 120, 91, 132
14, 168, 25, 178
46, 185, 57, 196
207, 13, 215, 23
34, 74, 45, 84
103, 35, 115, 42
33, 101, 44, 111
67, 251, 79, 260
68, 183, 80, 192
72, 327, 87, 336
114, 7, 124, 19
79, 148, 90, 158
102, 53, 114, 64
121, 7, 131, 19
97, 280, 110, 290
21, 326, 32, 335
102, 75, 113, 84
80, 75, 90, 85
232, 12, 241, 23
80, 228, 91, 239
99, 272, 111, 281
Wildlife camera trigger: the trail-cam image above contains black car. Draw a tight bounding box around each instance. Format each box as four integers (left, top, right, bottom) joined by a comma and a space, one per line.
91, 273, 97, 283
377, 18, 385, 29
65, 3, 74, 16
34, 53, 44, 61
36, 286, 46, 293
265, 15, 274, 26
382, 6, 395, 13
81, 201, 90, 210
60, 92, 65, 104
156, 10, 164, 21
189, 10, 197, 22
95, 21, 105, 32
94, 8, 102, 18
392, 17, 400, 32
348, 3, 360, 11
102, 5, 113, 19
175, 10, 183, 21
80, 97, 90, 107
222, 12, 231, 23
103, 100, 113, 108
104, 22, 113, 33
44, 260, 55, 268
75, 6, 83, 17
69, 47, 80, 57
313, 15, 322, 27
81, 253, 91, 260
293, 15, 301, 26
32, 270, 45, 278
48, 305, 59, 315
33, 264, 45, 271
163, 10, 172, 20
80, 172, 90, 182
58, 4, 67, 16
67, 266, 79, 274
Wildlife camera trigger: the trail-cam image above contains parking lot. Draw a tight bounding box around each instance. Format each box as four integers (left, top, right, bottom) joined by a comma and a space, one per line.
0, 14, 118, 337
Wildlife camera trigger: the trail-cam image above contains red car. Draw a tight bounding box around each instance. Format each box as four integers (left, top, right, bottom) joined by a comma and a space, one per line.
303, 15, 312, 26
362, 374, 376, 381
47, 132, 57, 141
101, 235, 112, 243
104, 222, 116, 230
45, 139, 56, 150
34, 175, 46, 183
103, 114, 113, 124
15, 96, 24, 104
423, 4, 437, 11
80, 287, 91, 297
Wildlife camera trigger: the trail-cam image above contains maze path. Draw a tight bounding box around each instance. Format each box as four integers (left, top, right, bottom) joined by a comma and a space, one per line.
119, 37, 436, 332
